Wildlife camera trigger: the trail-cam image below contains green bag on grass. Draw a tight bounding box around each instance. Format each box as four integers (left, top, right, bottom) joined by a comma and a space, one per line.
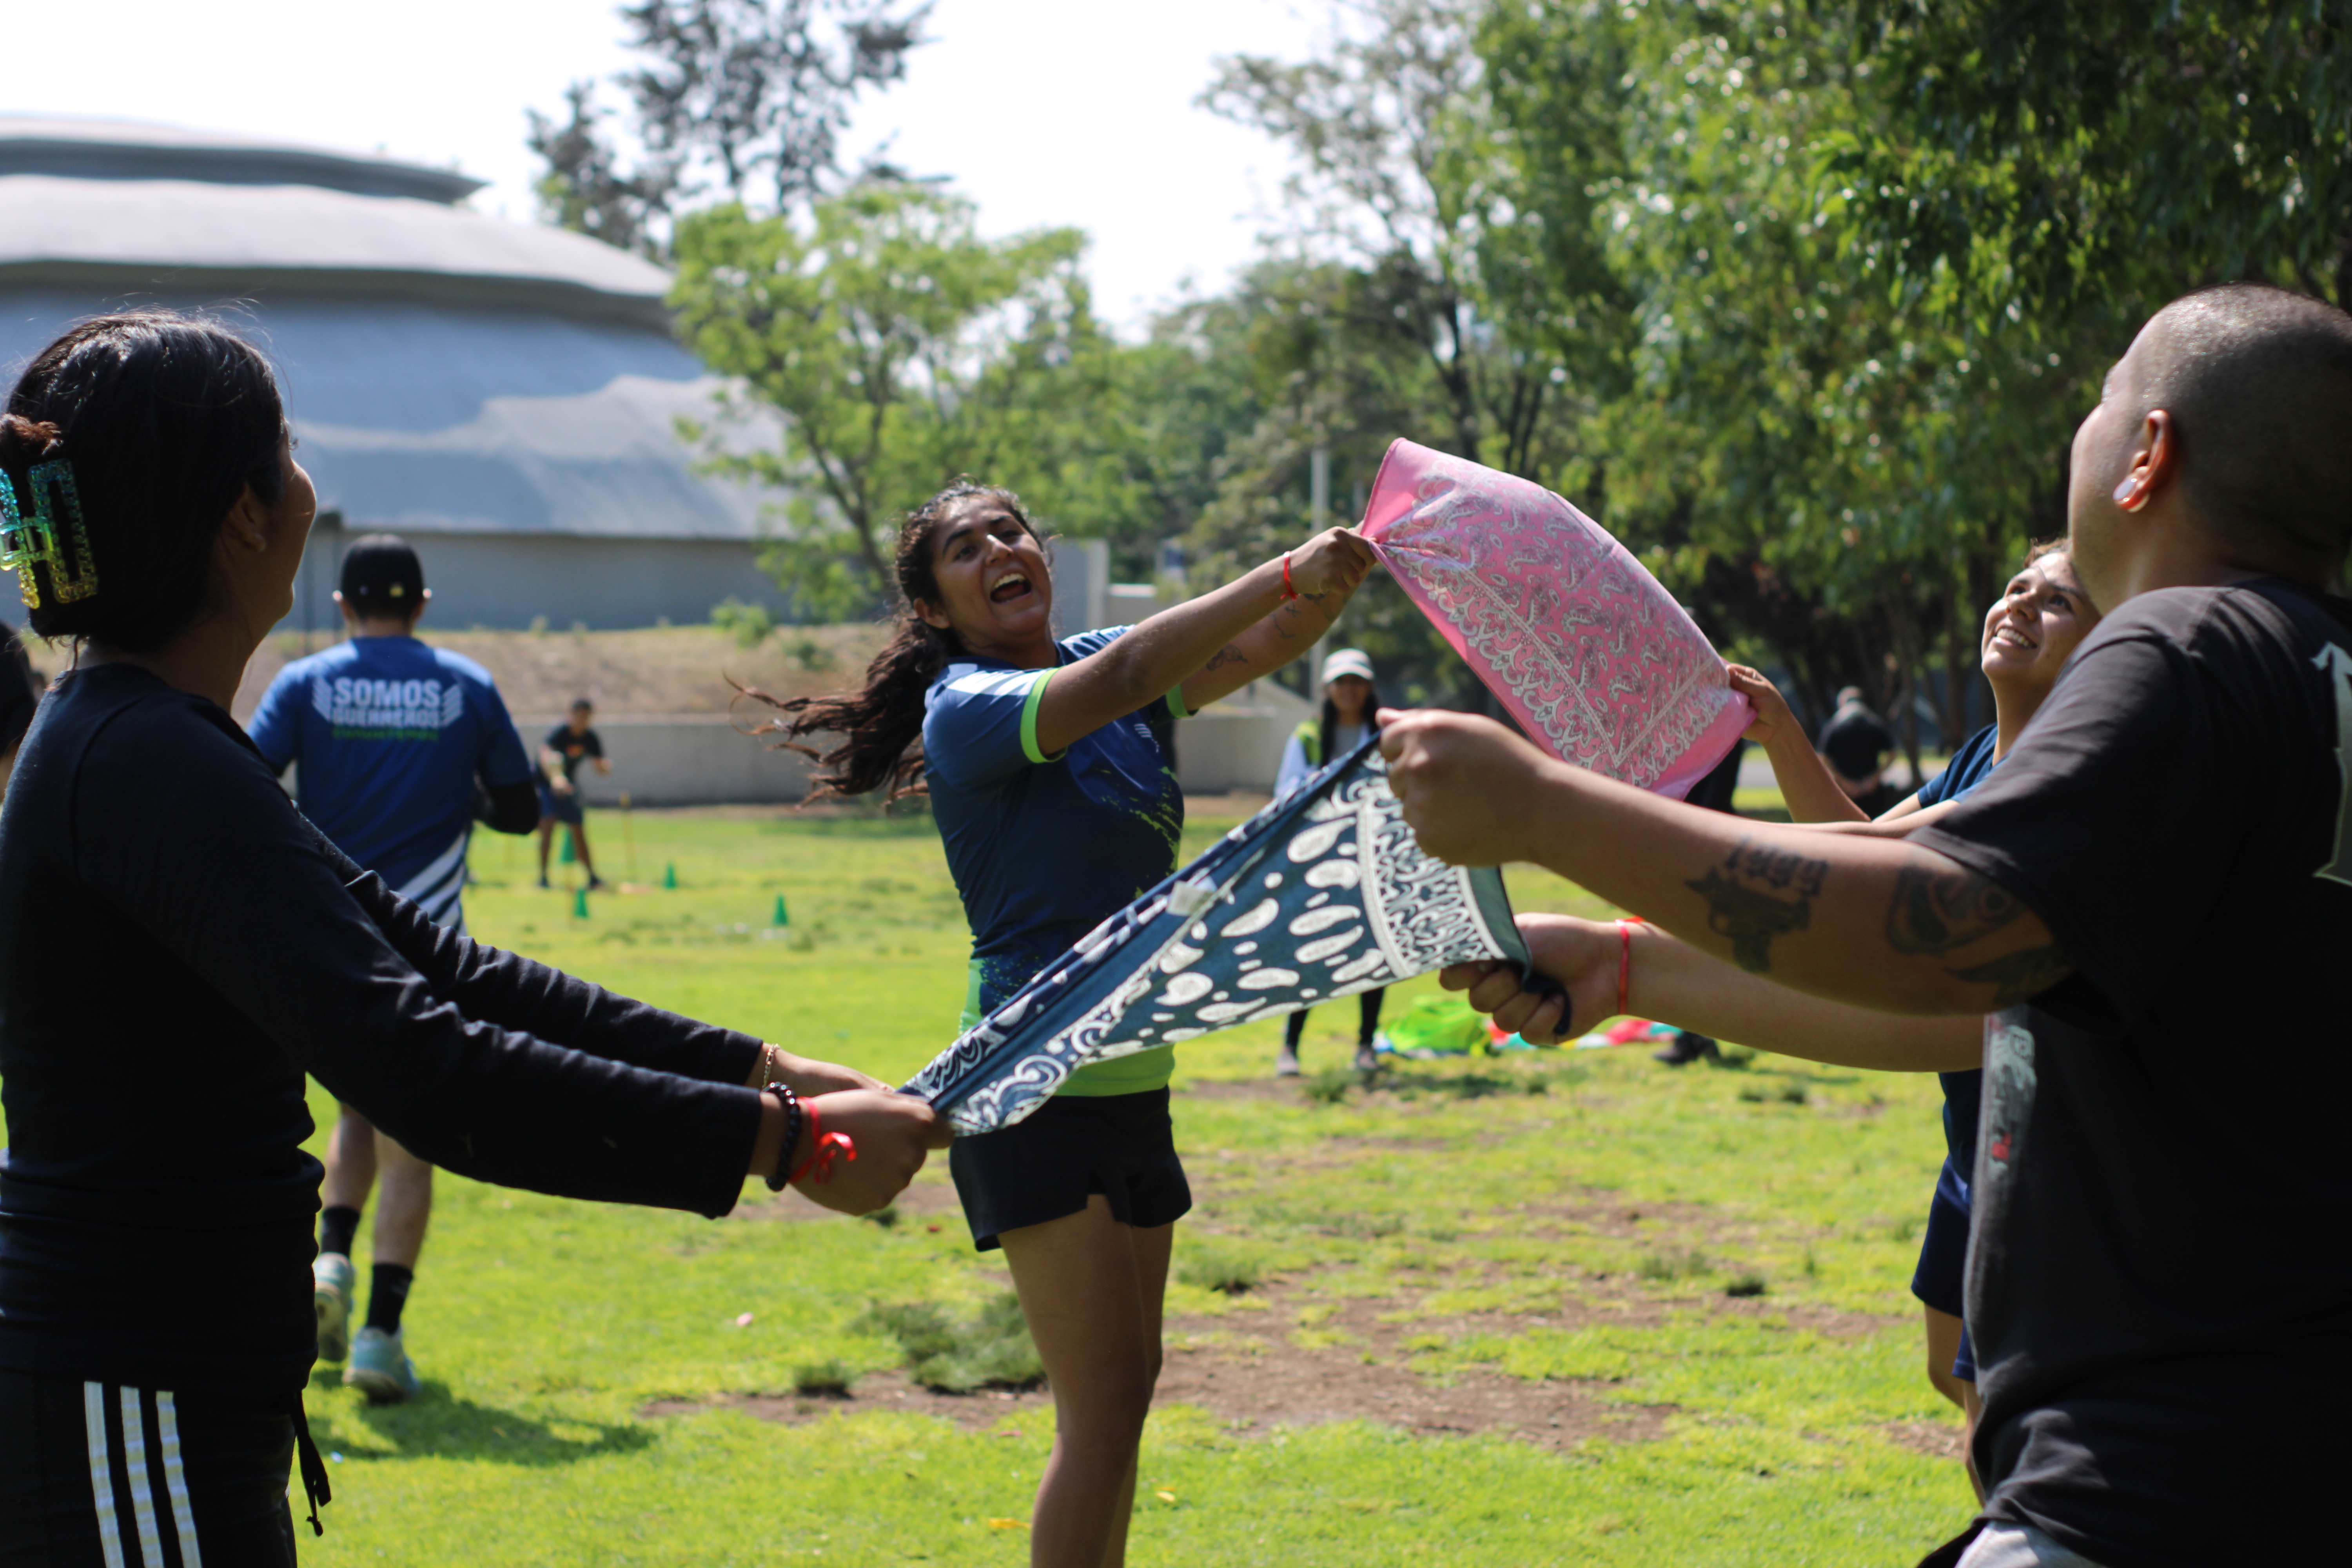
1381, 995, 1489, 1057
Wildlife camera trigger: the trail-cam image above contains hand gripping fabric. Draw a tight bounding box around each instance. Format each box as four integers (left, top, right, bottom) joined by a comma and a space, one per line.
904, 739, 1530, 1134
1360, 438, 1750, 798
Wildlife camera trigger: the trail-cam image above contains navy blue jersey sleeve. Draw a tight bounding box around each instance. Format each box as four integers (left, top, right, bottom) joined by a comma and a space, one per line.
244, 665, 303, 772
924, 664, 1054, 790
457, 662, 534, 788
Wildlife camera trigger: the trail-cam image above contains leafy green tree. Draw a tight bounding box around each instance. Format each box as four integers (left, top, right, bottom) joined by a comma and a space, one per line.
670, 183, 1094, 616
527, 0, 927, 258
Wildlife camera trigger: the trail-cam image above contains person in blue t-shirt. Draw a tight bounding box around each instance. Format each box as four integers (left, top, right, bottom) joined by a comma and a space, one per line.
1719, 542, 2101, 1483
756, 482, 1375, 1568
248, 534, 540, 1404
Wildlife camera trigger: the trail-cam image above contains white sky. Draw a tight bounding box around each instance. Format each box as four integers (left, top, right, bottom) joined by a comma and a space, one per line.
8, 0, 1321, 330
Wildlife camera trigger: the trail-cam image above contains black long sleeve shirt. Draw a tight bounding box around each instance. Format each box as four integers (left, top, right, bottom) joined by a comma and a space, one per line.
0, 664, 765, 1394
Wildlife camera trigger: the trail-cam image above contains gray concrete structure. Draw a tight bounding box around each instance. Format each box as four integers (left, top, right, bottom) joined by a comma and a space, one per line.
0, 116, 787, 630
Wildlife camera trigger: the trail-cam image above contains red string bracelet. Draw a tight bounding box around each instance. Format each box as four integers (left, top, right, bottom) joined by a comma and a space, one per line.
1615, 916, 1643, 1018
1280, 552, 1300, 601
788, 1101, 858, 1185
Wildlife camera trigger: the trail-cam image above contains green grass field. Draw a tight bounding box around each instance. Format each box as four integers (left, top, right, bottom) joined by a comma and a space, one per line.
247, 808, 1969, 1562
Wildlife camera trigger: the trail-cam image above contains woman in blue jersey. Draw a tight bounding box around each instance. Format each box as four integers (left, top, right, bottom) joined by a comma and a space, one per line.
766, 482, 1374, 1567
1466, 542, 2099, 1495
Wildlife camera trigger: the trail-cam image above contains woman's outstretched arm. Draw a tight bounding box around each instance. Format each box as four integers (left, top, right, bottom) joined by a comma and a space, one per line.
1444, 913, 1984, 1072
1032, 528, 1374, 756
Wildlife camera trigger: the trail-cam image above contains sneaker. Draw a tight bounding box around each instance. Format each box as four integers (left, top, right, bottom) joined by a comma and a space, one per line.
345, 1326, 422, 1405
1274, 1044, 1302, 1077
313, 1254, 356, 1363
1353, 1042, 1381, 1074
535, 875, 551, 889
586, 875, 610, 891
1653, 1030, 1722, 1067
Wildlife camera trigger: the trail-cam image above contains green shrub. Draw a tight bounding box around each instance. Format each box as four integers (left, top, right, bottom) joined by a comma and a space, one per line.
791, 1358, 854, 1395
1636, 1245, 1710, 1282
854, 1293, 1042, 1392
1177, 1239, 1265, 1294
711, 597, 776, 648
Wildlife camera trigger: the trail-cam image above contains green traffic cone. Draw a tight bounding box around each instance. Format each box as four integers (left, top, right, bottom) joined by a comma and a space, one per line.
662, 862, 677, 890
558, 829, 576, 865
773, 894, 789, 927
573, 887, 590, 918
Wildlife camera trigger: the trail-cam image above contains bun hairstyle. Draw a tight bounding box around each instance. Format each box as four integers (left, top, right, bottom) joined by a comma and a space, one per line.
740, 479, 1034, 802
4, 312, 287, 654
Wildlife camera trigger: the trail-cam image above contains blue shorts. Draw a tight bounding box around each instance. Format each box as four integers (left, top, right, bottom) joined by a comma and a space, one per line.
1912, 1154, 1978, 1382
538, 783, 584, 825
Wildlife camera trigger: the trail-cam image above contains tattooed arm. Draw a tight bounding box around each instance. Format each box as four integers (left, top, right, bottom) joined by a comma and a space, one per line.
1380, 709, 2071, 1017
1441, 914, 1984, 1069
1174, 536, 1371, 717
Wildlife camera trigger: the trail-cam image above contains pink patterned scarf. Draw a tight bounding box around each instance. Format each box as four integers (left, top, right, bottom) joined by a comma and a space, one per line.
1361, 438, 1750, 798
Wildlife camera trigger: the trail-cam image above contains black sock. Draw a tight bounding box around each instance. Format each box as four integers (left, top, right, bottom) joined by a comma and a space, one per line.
365, 1263, 415, 1335
1283, 1012, 1308, 1050
318, 1205, 361, 1261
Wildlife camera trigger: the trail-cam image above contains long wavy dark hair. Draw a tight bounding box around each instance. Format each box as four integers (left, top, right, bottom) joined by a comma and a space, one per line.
740, 480, 1036, 802
1318, 675, 1385, 764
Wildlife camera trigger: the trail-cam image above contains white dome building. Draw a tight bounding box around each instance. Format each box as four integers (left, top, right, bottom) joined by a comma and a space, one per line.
0, 116, 788, 632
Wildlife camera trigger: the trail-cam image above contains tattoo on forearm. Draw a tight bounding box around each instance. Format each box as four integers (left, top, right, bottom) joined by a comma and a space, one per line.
1945, 946, 2073, 1007
1205, 643, 1250, 672
1684, 838, 1829, 973
1886, 864, 2027, 954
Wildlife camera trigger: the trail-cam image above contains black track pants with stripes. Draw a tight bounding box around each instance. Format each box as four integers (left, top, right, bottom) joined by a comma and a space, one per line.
0, 1370, 297, 1567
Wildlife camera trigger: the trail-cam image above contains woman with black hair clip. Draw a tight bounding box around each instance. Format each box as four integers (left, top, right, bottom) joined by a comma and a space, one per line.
0, 312, 948, 1565
1270, 648, 1387, 1076
759, 485, 1374, 1568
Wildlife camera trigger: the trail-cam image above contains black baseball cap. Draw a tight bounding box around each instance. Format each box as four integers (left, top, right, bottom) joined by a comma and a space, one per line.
338, 534, 425, 613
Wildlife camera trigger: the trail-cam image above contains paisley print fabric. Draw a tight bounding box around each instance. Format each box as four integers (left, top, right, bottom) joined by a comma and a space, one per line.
1360, 438, 1750, 798
904, 739, 1528, 1134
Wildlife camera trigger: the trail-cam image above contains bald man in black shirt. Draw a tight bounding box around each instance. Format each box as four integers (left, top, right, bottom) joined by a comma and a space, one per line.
0, 617, 37, 795
1385, 284, 2352, 1567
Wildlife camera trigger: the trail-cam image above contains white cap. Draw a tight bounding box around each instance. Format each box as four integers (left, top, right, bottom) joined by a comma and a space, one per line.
1320, 648, 1375, 684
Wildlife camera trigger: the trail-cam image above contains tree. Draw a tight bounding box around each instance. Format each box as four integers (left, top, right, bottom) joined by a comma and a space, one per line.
670, 183, 1096, 616
1838, 0, 2352, 327
527, 0, 927, 257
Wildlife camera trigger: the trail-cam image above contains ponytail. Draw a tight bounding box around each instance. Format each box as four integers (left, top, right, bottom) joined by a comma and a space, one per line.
740, 479, 1036, 802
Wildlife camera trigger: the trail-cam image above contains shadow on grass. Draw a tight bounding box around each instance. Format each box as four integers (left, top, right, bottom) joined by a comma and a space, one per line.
304, 1374, 655, 1468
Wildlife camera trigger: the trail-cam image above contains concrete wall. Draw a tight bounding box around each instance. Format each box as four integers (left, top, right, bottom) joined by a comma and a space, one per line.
522, 713, 813, 808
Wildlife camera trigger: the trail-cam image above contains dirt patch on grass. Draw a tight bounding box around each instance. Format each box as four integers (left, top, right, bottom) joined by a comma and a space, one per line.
1883, 1418, 1968, 1461
642, 1271, 1681, 1454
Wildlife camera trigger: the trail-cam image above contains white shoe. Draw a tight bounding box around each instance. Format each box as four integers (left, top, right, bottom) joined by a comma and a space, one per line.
346, 1326, 423, 1404
313, 1254, 356, 1364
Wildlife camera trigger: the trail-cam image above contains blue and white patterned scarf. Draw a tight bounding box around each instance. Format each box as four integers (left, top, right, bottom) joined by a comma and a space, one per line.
904, 737, 1530, 1134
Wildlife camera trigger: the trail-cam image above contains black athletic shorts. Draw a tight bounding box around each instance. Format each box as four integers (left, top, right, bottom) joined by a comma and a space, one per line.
537, 782, 585, 826
948, 1087, 1191, 1252
0, 1369, 300, 1566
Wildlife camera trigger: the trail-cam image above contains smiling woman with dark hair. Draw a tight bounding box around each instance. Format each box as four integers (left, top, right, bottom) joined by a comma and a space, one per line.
760, 483, 1374, 1568
0, 312, 947, 1565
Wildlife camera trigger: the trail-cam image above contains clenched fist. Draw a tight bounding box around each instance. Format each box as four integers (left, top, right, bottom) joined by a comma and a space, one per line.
1377, 707, 1558, 867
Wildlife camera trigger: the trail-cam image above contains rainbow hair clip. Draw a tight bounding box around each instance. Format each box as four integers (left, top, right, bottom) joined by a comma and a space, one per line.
0, 460, 98, 610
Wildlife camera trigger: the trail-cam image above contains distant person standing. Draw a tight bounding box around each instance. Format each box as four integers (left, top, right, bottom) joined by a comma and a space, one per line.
1272, 649, 1386, 1076
248, 534, 540, 1403
0, 617, 37, 797
536, 697, 610, 889
1816, 685, 1902, 815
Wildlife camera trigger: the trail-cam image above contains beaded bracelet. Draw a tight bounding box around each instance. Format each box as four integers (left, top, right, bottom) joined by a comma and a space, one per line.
762, 1081, 804, 1192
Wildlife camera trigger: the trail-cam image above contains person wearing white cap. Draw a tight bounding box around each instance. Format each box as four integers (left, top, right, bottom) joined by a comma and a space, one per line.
1273, 648, 1386, 1075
